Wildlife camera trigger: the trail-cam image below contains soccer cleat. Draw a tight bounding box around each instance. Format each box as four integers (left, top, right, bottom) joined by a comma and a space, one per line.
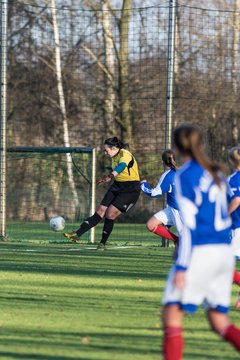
96, 242, 106, 251
63, 232, 80, 243
236, 293, 240, 308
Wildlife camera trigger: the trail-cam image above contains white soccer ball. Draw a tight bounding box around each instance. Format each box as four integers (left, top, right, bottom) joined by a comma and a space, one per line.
49, 216, 65, 232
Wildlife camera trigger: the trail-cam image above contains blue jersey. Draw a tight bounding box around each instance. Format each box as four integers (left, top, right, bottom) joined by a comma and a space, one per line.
228, 171, 240, 230
175, 160, 232, 271
140, 168, 178, 210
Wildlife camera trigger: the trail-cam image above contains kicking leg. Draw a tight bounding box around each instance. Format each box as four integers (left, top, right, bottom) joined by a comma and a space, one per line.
147, 215, 178, 243
64, 205, 106, 242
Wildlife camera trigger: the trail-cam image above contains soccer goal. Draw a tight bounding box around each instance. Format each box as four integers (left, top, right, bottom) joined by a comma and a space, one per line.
3, 146, 96, 243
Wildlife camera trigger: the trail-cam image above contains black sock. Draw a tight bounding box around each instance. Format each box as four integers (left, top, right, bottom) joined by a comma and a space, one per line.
101, 218, 114, 245
76, 212, 102, 237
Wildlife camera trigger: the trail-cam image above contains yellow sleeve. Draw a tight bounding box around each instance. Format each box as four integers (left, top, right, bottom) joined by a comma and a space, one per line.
119, 151, 132, 165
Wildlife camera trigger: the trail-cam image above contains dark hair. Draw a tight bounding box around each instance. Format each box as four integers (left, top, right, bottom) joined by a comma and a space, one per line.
162, 149, 177, 170
229, 146, 240, 167
104, 137, 128, 149
173, 124, 223, 185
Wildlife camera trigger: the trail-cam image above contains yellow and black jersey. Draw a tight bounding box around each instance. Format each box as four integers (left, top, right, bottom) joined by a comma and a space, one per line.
112, 149, 140, 182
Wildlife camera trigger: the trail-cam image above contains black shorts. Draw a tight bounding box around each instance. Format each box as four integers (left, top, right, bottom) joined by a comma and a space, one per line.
101, 181, 140, 213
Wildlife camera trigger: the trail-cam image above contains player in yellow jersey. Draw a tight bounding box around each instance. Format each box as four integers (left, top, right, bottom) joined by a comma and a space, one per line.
64, 137, 140, 249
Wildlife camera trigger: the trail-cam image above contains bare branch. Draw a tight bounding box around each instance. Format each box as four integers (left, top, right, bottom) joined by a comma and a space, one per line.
81, 44, 114, 83
44, 95, 62, 111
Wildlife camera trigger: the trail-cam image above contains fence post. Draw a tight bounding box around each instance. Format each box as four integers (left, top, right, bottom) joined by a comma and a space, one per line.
165, 0, 177, 150
90, 148, 96, 243
0, 0, 8, 240
163, 0, 177, 247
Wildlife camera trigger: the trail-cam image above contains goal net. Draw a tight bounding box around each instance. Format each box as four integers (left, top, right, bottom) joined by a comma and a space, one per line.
6, 147, 95, 243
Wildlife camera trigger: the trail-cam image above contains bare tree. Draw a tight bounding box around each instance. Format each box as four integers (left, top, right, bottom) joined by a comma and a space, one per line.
118, 0, 132, 143
50, 0, 79, 211
231, 0, 240, 145
80, 0, 133, 142
174, 7, 181, 86
102, 0, 116, 136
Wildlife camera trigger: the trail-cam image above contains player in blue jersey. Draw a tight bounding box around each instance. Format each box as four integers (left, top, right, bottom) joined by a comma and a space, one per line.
141, 149, 181, 243
162, 125, 240, 360
228, 147, 240, 305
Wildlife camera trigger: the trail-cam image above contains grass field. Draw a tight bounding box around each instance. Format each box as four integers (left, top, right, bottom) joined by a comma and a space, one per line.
1, 223, 240, 359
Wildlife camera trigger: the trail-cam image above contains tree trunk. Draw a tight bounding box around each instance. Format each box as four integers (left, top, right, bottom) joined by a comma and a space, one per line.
173, 6, 181, 128
174, 7, 181, 86
102, 0, 116, 137
51, 0, 79, 212
232, 1, 240, 145
119, 0, 132, 143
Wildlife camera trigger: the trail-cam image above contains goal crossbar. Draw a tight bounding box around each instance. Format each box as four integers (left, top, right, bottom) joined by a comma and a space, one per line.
6, 146, 93, 154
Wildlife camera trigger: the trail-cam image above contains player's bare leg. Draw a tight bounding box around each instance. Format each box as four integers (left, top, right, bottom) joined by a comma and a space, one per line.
147, 216, 178, 243
207, 309, 240, 351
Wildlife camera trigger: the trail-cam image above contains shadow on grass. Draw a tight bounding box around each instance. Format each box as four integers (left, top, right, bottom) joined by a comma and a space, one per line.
0, 243, 173, 282
0, 327, 239, 360
0, 262, 168, 280
0, 352, 98, 360
0, 326, 161, 360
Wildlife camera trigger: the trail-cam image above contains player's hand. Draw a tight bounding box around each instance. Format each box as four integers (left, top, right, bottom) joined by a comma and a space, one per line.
97, 178, 105, 186
173, 271, 186, 289
97, 175, 112, 186
140, 179, 147, 183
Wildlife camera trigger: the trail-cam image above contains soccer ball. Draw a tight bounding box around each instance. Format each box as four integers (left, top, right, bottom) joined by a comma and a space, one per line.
49, 216, 65, 232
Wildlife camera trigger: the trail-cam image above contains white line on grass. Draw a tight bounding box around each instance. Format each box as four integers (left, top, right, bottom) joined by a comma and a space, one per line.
68, 246, 142, 251
0, 245, 143, 253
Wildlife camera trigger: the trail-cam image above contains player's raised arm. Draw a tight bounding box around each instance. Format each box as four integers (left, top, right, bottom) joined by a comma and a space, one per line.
141, 172, 171, 197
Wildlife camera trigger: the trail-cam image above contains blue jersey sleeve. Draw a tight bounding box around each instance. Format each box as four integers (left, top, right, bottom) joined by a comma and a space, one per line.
226, 181, 234, 202
228, 175, 240, 198
140, 170, 172, 198
228, 172, 240, 229
175, 172, 198, 271
113, 162, 127, 174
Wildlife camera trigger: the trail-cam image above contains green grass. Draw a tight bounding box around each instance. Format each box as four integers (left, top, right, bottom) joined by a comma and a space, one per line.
6, 221, 164, 245
0, 223, 240, 359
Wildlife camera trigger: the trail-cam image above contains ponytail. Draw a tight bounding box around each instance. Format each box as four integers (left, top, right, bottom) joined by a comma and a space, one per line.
229, 146, 240, 167
104, 137, 129, 149
162, 149, 177, 170
173, 124, 223, 186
